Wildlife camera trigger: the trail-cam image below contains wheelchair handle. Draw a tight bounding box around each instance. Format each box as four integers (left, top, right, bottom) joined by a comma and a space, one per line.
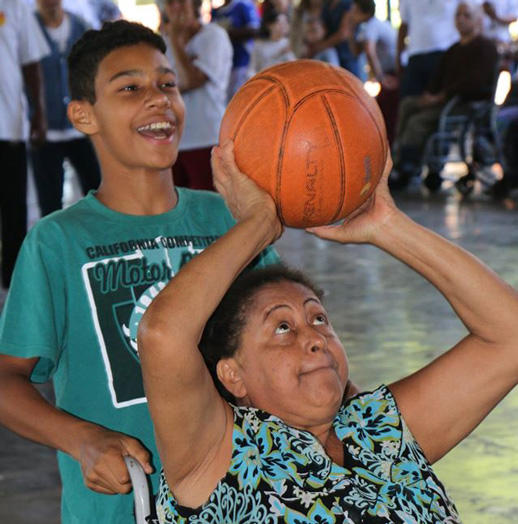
124, 456, 152, 524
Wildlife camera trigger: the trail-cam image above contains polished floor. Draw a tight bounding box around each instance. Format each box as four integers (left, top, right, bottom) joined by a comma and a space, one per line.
1, 176, 518, 523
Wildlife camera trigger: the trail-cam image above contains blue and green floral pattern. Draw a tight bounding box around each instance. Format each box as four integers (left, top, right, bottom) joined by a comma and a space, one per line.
156, 386, 461, 523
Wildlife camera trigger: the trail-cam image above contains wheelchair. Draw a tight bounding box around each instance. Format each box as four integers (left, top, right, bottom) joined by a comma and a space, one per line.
421, 93, 502, 194
421, 65, 506, 195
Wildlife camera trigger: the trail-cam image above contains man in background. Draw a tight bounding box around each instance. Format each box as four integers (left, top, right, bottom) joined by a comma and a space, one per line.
482, 0, 518, 45
347, 0, 398, 144
397, 0, 465, 98
162, 0, 232, 190
0, 0, 49, 289
211, 0, 261, 100
32, 0, 101, 216
393, 1, 498, 189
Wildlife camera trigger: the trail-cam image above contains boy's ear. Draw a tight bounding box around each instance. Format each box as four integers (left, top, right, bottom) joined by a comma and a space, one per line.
67, 100, 99, 135
217, 358, 247, 400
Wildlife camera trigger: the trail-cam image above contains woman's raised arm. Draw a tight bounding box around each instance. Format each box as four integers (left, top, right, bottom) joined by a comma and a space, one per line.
138, 142, 282, 504
309, 157, 518, 464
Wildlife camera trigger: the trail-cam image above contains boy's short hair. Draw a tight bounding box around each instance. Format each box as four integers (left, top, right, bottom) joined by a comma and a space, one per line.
68, 20, 167, 104
354, 0, 376, 17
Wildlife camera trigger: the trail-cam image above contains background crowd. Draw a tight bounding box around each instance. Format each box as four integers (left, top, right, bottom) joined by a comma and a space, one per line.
2, 0, 518, 289
0, 2, 517, 523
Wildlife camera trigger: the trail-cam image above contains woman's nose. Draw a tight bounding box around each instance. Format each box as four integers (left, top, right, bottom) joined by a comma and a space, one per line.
304, 326, 326, 353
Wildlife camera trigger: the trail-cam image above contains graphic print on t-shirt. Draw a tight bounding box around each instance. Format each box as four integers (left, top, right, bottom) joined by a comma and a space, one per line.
82, 235, 217, 408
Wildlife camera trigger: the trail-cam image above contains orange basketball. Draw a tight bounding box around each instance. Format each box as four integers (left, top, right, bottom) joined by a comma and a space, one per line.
219, 60, 388, 228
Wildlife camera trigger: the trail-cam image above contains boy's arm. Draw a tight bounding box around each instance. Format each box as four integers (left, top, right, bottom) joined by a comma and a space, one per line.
0, 354, 152, 494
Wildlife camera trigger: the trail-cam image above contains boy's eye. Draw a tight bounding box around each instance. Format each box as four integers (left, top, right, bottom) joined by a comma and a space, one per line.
275, 322, 291, 334
121, 84, 139, 92
161, 81, 177, 89
313, 314, 327, 326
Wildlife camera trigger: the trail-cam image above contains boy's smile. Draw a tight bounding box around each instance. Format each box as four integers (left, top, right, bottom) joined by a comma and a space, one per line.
82, 43, 185, 175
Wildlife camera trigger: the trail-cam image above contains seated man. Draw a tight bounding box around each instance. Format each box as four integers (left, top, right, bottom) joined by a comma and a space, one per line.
392, 1, 498, 189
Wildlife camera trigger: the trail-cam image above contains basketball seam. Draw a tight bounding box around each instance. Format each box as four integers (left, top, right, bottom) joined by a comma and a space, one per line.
257, 75, 290, 108
276, 114, 291, 225
293, 89, 387, 162
321, 95, 346, 223
230, 84, 278, 140
292, 89, 360, 112
354, 96, 389, 164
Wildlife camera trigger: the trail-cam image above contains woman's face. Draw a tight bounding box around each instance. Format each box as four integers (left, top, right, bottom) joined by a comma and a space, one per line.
226, 281, 349, 429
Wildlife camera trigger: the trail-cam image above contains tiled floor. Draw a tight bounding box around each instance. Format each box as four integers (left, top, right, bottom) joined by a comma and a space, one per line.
1, 177, 517, 523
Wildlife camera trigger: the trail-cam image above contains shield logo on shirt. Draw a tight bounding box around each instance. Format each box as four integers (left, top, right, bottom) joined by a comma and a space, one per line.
82, 237, 203, 408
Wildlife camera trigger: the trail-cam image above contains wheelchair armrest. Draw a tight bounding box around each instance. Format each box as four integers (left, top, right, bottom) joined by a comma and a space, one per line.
438, 96, 465, 131
124, 456, 153, 524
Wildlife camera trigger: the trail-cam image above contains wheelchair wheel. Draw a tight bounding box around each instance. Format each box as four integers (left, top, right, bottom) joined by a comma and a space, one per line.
455, 172, 476, 196
423, 170, 443, 193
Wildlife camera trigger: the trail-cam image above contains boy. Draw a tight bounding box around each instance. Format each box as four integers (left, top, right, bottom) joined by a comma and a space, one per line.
0, 20, 278, 524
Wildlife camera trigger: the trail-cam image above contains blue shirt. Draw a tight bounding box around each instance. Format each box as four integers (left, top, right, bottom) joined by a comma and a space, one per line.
211, 0, 260, 68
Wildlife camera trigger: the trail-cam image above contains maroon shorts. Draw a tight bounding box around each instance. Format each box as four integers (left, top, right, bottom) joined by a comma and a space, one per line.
173, 147, 215, 191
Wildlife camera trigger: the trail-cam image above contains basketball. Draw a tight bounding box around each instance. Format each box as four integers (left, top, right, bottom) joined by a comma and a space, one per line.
219, 60, 388, 228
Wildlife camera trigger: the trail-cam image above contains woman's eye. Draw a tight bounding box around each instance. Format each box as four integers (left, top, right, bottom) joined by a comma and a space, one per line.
313, 314, 327, 325
275, 322, 290, 334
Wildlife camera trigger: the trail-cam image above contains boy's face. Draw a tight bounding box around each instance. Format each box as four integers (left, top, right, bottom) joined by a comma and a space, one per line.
77, 43, 185, 174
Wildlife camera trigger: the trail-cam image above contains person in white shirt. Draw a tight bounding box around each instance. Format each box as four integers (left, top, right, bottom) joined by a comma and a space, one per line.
348, 0, 398, 144
162, 0, 233, 190
0, 0, 49, 288
31, 0, 101, 217
397, 0, 465, 97
248, 10, 295, 76
24, 0, 100, 27
482, 0, 518, 44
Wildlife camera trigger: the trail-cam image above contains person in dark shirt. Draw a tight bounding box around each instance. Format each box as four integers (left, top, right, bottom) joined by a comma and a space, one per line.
392, 1, 498, 189
306, 0, 358, 75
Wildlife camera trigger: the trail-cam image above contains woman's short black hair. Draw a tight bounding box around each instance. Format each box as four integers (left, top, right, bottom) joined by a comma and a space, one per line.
199, 265, 324, 402
68, 20, 167, 104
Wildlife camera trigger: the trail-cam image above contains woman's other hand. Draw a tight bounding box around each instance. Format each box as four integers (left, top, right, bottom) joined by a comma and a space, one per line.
212, 140, 283, 242
306, 152, 398, 245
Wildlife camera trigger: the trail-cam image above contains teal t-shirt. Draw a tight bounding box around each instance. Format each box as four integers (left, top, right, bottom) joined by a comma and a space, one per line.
0, 188, 280, 524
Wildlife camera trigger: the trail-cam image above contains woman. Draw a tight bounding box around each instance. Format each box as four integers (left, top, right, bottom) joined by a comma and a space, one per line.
139, 142, 518, 523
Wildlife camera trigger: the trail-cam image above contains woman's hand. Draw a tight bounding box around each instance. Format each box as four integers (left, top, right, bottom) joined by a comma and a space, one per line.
307, 153, 399, 245
212, 140, 283, 242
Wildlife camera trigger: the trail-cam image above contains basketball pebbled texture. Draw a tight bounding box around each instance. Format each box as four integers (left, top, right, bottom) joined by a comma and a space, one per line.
219, 60, 389, 228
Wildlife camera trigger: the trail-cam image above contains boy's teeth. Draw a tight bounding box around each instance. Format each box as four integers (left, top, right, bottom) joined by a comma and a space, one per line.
138, 122, 172, 131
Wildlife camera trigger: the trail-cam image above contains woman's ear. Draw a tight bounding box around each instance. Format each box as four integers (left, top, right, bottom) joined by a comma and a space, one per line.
67, 100, 98, 136
217, 358, 247, 400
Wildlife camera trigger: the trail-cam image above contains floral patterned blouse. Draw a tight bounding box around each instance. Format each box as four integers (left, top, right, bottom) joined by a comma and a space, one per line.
156, 386, 462, 524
